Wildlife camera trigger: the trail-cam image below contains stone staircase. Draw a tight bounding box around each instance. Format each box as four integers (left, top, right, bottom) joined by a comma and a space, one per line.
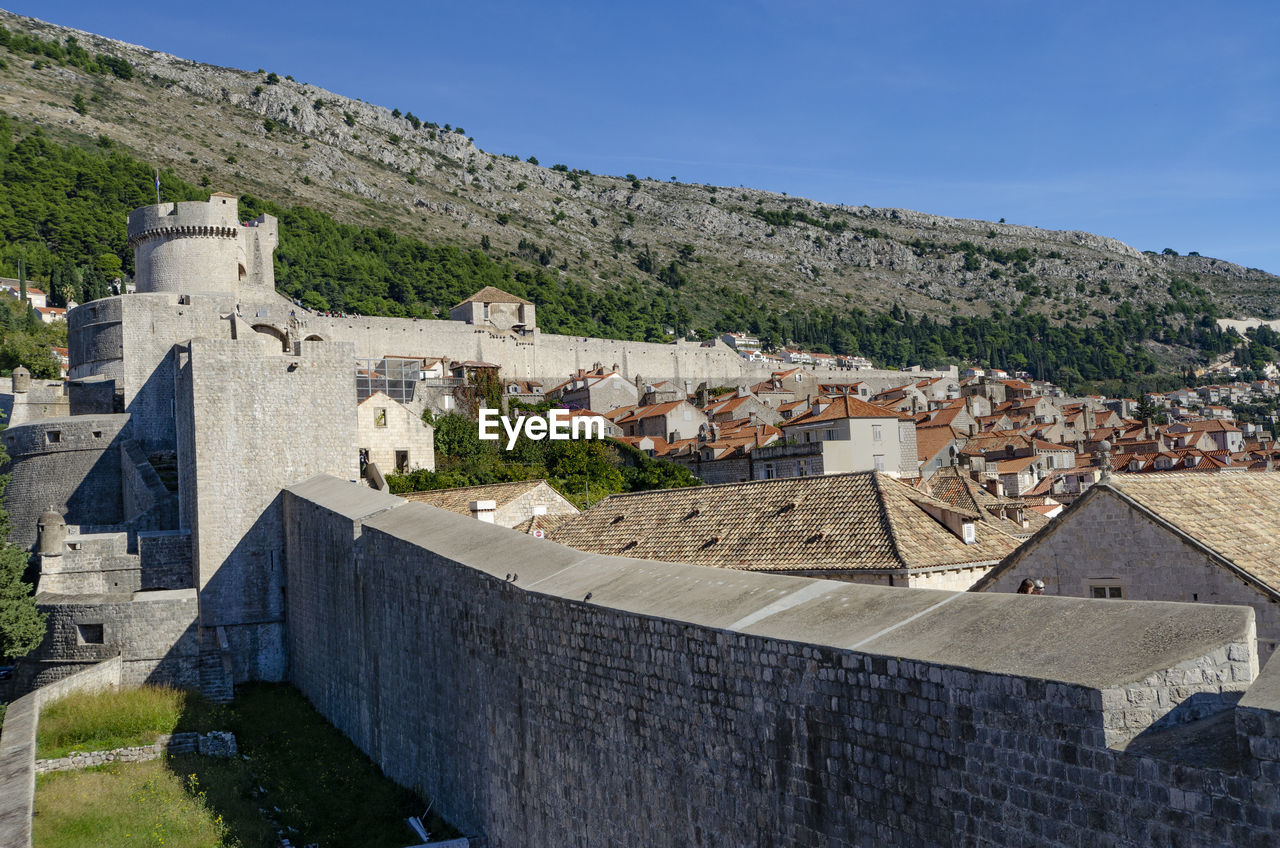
198, 626, 235, 704
199, 650, 234, 703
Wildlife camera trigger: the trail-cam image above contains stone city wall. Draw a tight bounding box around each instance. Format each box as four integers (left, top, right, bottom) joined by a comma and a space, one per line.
0, 657, 121, 848
36, 531, 138, 595
121, 439, 177, 529
137, 529, 193, 591
283, 476, 1278, 848
0, 414, 130, 549
68, 294, 236, 450
17, 589, 199, 696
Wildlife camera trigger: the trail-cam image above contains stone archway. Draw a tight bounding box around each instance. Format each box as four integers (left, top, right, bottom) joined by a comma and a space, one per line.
252, 324, 289, 353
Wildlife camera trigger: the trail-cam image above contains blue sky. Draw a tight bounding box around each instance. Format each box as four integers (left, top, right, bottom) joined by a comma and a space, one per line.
13, 2, 1280, 273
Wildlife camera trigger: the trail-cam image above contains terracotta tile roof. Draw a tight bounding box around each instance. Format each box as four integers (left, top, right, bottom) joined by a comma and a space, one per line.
603, 405, 639, 422
704, 394, 755, 415
401, 479, 557, 514
613, 400, 691, 423
781, 395, 910, 427
1105, 474, 1280, 590
996, 456, 1038, 474
927, 466, 1047, 539
513, 513, 575, 535
549, 471, 1020, 574
452, 285, 533, 307
916, 426, 963, 464
1032, 439, 1071, 452
917, 404, 969, 428
1185, 419, 1242, 433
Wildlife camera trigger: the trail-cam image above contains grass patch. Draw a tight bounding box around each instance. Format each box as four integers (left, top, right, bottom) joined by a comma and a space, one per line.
221, 683, 458, 846
33, 683, 459, 847
36, 686, 227, 759
34, 759, 233, 848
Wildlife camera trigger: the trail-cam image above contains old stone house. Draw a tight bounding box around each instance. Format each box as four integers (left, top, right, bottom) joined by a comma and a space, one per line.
972, 472, 1280, 661
549, 369, 640, 413
701, 389, 781, 426
756, 395, 919, 480
356, 391, 435, 478
612, 399, 708, 442
916, 425, 966, 481
448, 285, 536, 332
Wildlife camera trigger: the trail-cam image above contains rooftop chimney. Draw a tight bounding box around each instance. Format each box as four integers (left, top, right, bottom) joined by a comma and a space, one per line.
469, 500, 497, 523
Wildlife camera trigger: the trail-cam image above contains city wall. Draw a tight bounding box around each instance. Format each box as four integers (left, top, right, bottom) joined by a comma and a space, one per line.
16, 589, 199, 694
283, 475, 1280, 847
0, 414, 131, 549
0, 657, 122, 848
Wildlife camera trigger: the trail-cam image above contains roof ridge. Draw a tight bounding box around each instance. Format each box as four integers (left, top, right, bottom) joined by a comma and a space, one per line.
870, 473, 909, 570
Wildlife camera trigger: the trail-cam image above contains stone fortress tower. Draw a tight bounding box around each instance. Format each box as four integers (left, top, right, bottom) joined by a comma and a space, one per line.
3, 193, 357, 694
127, 192, 277, 296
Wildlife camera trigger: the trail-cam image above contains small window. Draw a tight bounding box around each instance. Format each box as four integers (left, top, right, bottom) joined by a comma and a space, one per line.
873, 454, 885, 472
92, 431, 102, 439
1090, 586, 1123, 599
374, 409, 387, 428
872, 424, 883, 441
395, 450, 409, 472
46, 430, 62, 444
77, 623, 104, 644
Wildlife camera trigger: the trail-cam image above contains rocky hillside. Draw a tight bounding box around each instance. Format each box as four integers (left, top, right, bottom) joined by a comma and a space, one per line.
1, 9, 1276, 324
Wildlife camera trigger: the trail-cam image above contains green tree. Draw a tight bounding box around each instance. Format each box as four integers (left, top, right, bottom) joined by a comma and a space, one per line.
0, 449, 45, 660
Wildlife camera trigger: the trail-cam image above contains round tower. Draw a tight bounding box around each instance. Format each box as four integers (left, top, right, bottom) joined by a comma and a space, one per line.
36, 509, 66, 557
11, 365, 30, 393
127, 193, 243, 295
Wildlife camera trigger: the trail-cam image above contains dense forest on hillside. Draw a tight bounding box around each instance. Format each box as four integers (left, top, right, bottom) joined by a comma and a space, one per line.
0, 115, 1241, 393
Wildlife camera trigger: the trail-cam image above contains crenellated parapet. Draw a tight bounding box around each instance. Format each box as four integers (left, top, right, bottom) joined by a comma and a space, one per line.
126, 223, 240, 250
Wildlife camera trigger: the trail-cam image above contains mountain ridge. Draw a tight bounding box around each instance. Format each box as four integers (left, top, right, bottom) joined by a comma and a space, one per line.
1, 7, 1276, 330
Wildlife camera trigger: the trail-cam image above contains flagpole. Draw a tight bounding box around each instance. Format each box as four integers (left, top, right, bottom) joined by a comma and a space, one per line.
154, 167, 161, 204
